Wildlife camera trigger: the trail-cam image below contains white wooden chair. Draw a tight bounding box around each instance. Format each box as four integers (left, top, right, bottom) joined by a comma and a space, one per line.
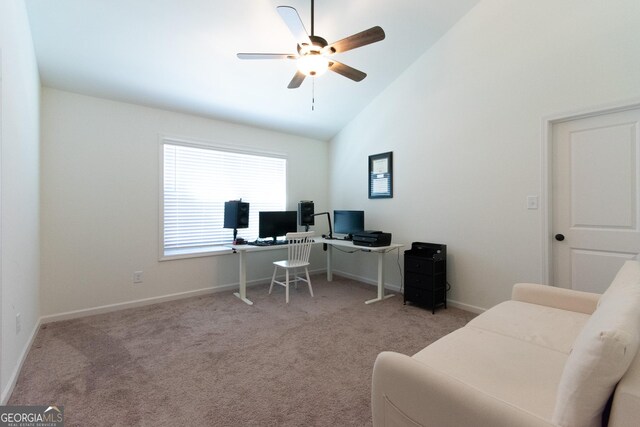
269, 231, 314, 303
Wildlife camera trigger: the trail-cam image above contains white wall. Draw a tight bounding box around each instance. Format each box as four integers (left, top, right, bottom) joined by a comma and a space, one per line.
0, 0, 41, 401
40, 88, 328, 317
329, 0, 640, 311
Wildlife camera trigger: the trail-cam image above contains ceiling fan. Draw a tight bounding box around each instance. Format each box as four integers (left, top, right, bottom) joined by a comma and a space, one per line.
237, 0, 385, 89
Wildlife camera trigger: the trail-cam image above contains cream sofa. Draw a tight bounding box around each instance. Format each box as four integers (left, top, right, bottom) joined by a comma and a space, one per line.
372, 260, 640, 427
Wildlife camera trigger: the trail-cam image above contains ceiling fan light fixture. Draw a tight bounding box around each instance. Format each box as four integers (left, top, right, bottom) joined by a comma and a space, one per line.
297, 53, 329, 76
237, 1, 385, 88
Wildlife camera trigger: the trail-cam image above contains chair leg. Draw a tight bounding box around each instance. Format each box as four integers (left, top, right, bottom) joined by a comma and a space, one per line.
305, 267, 313, 297
269, 266, 277, 294
285, 269, 290, 303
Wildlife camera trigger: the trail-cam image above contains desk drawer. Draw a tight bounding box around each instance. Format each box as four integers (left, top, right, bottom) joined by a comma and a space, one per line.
404, 285, 446, 308
405, 272, 446, 290
404, 256, 444, 274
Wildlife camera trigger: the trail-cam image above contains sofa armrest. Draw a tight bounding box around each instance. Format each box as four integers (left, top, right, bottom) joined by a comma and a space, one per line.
372, 351, 554, 427
609, 352, 640, 427
511, 283, 600, 314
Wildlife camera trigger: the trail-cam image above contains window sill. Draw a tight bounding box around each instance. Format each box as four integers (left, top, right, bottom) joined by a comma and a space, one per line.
160, 245, 234, 261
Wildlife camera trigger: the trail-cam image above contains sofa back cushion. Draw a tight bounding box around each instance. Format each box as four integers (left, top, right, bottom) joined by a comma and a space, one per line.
552, 268, 640, 427
598, 260, 640, 308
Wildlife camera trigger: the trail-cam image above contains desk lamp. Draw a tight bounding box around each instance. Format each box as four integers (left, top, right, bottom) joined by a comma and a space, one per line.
312, 212, 333, 239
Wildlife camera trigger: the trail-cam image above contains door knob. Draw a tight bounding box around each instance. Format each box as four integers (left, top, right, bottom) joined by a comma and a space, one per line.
555, 234, 565, 241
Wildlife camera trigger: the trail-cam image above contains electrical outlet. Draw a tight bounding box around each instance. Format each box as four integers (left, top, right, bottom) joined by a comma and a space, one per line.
16, 313, 21, 334
133, 271, 143, 284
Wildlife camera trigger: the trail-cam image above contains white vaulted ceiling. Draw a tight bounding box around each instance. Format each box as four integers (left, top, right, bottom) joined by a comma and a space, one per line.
25, 0, 479, 140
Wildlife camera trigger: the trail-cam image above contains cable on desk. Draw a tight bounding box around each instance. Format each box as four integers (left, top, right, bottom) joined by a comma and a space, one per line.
333, 246, 360, 254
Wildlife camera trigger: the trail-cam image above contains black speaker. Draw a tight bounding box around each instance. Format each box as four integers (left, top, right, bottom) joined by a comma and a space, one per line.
224, 201, 250, 229
298, 201, 314, 226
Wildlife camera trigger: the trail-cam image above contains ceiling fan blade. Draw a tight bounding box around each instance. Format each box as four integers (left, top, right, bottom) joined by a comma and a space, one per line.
237, 53, 296, 60
328, 61, 367, 82
288, 71, 306, 89
277, 6, 311, 46
328, 26, 386, 54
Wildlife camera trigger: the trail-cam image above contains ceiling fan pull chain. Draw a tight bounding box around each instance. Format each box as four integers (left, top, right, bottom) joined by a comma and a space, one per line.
312, 78, 315, 111
311, 0, 315, 36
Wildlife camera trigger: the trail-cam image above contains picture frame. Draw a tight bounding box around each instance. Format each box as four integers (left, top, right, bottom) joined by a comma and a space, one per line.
368, 151, 393, 199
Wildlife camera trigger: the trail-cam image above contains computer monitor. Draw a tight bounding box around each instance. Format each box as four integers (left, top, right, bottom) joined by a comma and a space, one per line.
333, 210, 365, 239
259, 211, 298, 242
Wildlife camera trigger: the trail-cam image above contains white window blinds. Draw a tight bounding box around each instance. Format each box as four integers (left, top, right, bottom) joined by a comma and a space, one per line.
162, 140, 287, 256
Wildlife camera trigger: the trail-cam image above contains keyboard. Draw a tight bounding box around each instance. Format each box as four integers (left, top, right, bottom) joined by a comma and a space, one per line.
247, 240, 288, 246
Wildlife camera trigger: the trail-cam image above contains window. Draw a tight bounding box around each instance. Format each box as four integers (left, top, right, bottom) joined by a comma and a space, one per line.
162, 138, 287, 258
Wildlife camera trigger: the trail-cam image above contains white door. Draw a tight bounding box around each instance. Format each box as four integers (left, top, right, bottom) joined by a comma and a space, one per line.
552, 107, 640, 292
0, 50, 3, 387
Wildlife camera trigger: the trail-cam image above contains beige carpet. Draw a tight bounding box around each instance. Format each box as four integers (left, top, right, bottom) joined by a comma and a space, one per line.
9, 275, 475, 426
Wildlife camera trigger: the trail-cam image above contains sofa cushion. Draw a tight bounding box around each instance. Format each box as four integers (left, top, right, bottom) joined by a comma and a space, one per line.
467, 300, 590, 354
598, 260, 640, 308
609, 351, 640, 427
512, 283, 600, 315
413, 327, 567, 421
552, 284, 640, 427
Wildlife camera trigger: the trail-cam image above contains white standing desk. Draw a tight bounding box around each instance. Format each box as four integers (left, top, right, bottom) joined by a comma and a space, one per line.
229, 243, 299, 305
230, 238, 403, 305
317, 238, 404, 304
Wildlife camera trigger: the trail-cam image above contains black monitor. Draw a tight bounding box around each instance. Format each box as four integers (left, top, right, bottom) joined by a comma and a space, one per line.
259, 211, 298, 242
333, 210, 365, 239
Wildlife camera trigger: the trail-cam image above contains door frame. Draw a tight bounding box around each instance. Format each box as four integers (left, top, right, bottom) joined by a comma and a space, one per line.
0, 49, 3, 392
541, 97, 640, 286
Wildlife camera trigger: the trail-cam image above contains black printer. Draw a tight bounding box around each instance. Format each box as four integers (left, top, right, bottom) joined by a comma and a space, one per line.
352, 231, 392, 247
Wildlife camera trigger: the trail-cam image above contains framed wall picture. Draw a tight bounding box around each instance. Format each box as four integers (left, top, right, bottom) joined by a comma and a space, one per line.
368, 151, 393, 199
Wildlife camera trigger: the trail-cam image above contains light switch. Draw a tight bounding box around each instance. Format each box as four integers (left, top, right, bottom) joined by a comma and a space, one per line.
527, 195, 538, 210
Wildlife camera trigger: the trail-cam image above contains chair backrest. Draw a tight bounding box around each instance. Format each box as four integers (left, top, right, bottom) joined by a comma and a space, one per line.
285, 231, 314, 263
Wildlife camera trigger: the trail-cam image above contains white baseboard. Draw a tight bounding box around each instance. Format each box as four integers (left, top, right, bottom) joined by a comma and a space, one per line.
330, 269, 393, 288
40, 285, 234, 324
1, 318, 42, 405
40, 268, 327, 324
446, 299, 486, 314
331, 269, 486, 314
38, 268, 481, 325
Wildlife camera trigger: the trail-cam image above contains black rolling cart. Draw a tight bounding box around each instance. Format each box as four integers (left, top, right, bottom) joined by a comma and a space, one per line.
403, 242, 447, 313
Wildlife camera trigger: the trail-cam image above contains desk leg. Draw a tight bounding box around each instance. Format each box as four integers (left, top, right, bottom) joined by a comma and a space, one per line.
326, 244, 333, 282
365, 251, 395, 304
233, 250, 254, 305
